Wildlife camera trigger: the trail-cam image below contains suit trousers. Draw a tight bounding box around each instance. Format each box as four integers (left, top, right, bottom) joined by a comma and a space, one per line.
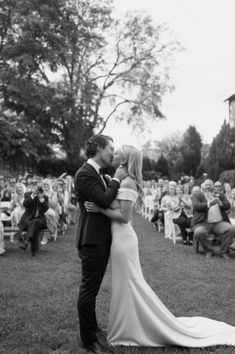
173, 215, 192, 241
194, 221, 235, 254
26, 218, 44, 252
77, 244, 110, 346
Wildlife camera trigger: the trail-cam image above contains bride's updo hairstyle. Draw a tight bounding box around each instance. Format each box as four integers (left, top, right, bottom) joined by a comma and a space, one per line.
119, 145, 144, 210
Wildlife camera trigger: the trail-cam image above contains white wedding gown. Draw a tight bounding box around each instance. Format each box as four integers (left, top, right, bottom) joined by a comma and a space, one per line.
107, 188, 235, 347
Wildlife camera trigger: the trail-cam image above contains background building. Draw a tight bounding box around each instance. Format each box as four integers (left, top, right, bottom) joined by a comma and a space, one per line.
225, 93, 235, 128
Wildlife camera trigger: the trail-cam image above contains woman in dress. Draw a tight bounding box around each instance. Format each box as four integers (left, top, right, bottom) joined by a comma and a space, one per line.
228, 188, 235, 250
161, 181, 181, 239
223, 182, 232, 200
42, 179, 59, 243
11, 182, 26, 226
228, 187, 235, 224
85, 145, 235, 348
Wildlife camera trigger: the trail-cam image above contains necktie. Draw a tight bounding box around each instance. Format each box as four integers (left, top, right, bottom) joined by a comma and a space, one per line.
99, 171, 107, 189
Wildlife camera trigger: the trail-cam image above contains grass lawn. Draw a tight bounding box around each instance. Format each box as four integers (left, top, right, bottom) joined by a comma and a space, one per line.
0, 213, 234, 354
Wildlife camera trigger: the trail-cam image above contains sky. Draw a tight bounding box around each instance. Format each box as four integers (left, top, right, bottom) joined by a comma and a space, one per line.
103, 0, 235, 148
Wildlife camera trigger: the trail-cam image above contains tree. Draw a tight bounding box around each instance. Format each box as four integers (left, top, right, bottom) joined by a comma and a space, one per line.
155, 132, 183, 177
142, 155, 159, 180
156, 154, 169, 177
180, 126, 202, 176
196, 143, 211, 178
0, 105, 52, 172
0, 0, 181, 170
0, 0, 67, 166
219, 170, 235, 187
50, 8, 180, 167
206, 121, 233, 180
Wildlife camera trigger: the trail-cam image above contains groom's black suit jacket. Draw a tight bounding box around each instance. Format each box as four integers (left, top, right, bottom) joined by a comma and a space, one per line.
74, 162, 119, 248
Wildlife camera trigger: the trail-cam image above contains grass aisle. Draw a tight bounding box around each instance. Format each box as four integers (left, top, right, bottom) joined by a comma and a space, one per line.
0, 214, 234, 354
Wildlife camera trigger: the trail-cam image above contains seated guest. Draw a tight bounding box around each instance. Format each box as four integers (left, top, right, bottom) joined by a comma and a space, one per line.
57, 179, 69, 229
18, 185, 49, 256
25, 175, 34, 192
223, 182, 232, 200
161, 181, 181, 239
227, 188, 235, 251
200, 181, 206, 194
227, 187, 235, 224
163, 178, 169, 194
191, 185, 201, 193
173, 184, 193, 245
150, 179, 167, 227
42, 179, 59, 243
225, 184, 235, 251
11, 182, 26, 226
0, 177, 12, 201
66, 176, 78, 225
213, 180, 223, 196
191, 179, 235, 260
143, 180, 152, 196
8, 177, 17, 195
18, 177, 27, 186
150, 180, 158, 198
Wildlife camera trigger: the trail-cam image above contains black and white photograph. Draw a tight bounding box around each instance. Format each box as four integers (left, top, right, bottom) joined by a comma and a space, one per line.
0, 1, 235, 353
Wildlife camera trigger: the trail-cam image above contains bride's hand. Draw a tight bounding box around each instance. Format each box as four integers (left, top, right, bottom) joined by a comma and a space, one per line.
84, 201, 100, 213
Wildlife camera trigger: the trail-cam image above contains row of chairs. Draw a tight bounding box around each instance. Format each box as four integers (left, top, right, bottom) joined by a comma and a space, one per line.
141, 195, 155, 222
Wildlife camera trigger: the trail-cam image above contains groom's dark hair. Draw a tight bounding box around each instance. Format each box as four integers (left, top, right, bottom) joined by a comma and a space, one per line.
85, 134, 113, 158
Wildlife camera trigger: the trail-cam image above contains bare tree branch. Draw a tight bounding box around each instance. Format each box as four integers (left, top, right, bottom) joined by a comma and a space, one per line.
97, 99, 130, 134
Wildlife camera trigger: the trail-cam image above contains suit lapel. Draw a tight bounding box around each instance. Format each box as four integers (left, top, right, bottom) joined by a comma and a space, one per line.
83, 162, 106, 190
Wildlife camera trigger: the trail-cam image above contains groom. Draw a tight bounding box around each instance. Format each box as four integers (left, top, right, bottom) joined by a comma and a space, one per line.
74, 134, 126, 353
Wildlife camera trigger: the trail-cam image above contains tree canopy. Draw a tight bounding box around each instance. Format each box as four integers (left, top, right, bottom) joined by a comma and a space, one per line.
180, 126, 202, 176
0, 0, 181, 172
206, 121, 234, 180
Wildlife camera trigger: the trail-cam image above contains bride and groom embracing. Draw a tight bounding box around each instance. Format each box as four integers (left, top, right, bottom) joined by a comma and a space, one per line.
74, 134, 235, 353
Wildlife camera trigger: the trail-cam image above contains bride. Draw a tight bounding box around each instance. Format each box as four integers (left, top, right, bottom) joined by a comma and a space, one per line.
85, 145, 235, 348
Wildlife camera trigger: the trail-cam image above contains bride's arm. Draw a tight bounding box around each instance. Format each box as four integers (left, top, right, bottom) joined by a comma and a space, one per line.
85, 177, 137, 223
101, 200, 133, 223
85, 199, 133, 224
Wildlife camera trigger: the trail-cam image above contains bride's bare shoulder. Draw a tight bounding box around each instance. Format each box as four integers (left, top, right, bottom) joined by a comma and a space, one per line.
120, 177, 137, 191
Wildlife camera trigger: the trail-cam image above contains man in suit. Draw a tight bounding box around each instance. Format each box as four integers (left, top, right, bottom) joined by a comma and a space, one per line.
18, 185, 49, 256
0, 177, 12, 202
191, 179, 235, 260
74, 134, 127, 353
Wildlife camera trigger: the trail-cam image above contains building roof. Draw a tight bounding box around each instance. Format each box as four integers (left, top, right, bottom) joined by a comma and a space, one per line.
224, 93, 235, 103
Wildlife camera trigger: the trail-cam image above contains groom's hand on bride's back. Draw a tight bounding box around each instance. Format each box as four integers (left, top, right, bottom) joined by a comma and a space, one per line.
114, 167, 128, 182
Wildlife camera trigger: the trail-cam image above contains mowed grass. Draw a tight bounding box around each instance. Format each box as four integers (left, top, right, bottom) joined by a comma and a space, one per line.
0, 213, 234, 354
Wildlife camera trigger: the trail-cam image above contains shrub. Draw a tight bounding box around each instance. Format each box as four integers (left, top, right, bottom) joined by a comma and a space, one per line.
219, 170, 235, 187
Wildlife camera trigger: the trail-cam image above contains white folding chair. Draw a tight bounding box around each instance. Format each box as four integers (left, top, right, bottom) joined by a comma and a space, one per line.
144, 195, 155, 221
1, 201, 16, 243
164, 211, 181, 244
1, 201, 12, 225
157, 218, 164, 233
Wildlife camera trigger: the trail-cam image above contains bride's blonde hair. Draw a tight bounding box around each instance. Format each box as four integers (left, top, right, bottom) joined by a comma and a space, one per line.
118, 145, 144, 210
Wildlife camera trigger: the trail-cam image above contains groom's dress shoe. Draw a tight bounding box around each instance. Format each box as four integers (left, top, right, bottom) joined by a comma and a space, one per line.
95, 327, 106, 342
84, 341, 112, 353
94, 328, 114, 353
84, 341, 105, 353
